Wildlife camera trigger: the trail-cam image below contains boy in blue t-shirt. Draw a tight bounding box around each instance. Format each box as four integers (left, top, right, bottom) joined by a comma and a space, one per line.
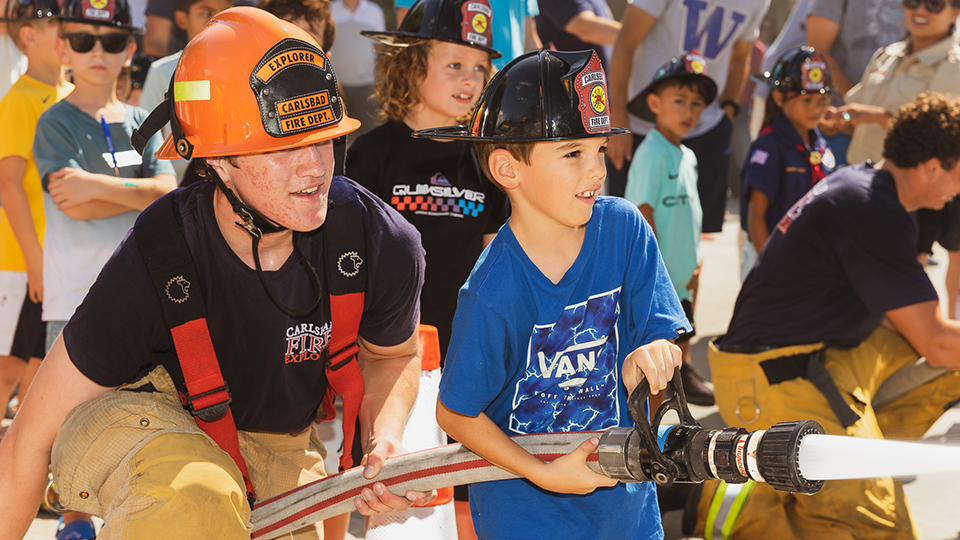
624, 51, 717, 407
416, 49, 690, 540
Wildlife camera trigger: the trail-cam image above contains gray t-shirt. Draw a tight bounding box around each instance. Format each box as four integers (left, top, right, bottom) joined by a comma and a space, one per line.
807, 0, 905, 85
627, 0, 770, 137
34, 100, 173, 321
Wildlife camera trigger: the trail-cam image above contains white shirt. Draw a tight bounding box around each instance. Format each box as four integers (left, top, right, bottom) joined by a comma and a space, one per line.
0, 34, 27, 99
330, 0, 385, 87
627, 0, 769, 137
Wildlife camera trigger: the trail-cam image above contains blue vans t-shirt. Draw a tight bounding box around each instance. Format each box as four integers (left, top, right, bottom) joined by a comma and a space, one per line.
440, 196, 688, 540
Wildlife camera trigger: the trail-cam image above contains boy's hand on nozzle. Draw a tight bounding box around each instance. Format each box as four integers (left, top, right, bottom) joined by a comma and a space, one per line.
530, 436, 618, 495
623, 339, 682, 396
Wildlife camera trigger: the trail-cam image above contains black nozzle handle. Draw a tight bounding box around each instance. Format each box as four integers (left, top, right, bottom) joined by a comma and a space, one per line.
626, 366, 702, 486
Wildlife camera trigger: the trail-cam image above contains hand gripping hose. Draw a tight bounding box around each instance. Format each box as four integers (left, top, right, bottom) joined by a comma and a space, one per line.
251, 370, 824, 539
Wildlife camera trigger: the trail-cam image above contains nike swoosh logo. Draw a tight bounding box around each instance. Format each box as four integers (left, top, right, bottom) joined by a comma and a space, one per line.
42, 96, 50, 103
668, 173, 679, 180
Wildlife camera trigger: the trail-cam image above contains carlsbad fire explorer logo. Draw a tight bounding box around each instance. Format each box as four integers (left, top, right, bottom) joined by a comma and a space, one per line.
575, 51, 610, 134
285, 322, 332, 364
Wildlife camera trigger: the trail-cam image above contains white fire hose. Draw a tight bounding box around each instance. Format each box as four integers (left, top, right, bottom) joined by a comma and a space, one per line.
251, 417, 824, 539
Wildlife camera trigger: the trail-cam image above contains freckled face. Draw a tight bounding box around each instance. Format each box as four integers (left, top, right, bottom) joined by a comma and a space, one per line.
220, 141, 334, 231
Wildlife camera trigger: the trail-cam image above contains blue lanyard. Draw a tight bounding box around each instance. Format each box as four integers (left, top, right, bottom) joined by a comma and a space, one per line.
100, 115, 120, 176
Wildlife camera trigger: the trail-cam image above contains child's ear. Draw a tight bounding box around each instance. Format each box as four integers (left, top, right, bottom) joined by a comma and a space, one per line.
174, 10, 189, 31
123, 40, 137, 68
54, 34, 69, 65
205, 157, 236, 186
18, 24, 34, 48
488, 149, 519, 190
646, 92, 661, 116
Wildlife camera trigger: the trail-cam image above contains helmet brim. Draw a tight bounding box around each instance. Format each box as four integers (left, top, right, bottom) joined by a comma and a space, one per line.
360, 30, 501, 58
413, 124, 629, 143
156, 115, 361, 159
57, 16, 142, 32
751, 71, 837, 95
628, 73, 719, 122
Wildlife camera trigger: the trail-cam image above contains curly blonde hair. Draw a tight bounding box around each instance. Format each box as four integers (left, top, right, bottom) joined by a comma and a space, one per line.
374, 39, 493, 123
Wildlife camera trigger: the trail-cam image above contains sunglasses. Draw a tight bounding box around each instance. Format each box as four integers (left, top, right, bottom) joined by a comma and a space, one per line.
63, 32, 130, 54
903, 0, 952, 13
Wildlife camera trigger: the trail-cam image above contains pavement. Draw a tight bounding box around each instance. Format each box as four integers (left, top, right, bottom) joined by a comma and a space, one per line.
12, 195, 960, 540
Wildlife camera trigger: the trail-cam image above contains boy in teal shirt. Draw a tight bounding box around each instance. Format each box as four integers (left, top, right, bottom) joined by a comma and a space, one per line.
625, 51, 717, 406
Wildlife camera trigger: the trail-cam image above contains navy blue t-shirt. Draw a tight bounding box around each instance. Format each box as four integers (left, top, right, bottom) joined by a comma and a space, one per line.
65, 179, 425, 434
723, 163, 937, 349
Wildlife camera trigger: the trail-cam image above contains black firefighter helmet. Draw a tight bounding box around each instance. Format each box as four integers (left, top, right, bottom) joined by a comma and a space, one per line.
627, 49, 718, 122
414, 49, 629, 142
751, 46, 834, 95
1, 0, 58, 21
59, 0, 140, 32
361, 0, 500, 58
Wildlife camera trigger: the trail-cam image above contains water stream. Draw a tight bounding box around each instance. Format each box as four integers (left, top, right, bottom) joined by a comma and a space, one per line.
797, 434, 960, 480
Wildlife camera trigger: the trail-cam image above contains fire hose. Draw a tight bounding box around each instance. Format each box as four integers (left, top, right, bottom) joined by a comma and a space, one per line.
251, 370, 825, 539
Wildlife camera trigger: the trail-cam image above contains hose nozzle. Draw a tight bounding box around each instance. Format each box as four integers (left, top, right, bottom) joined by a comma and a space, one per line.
599, 369, 825, 494
593, 419, 824, 494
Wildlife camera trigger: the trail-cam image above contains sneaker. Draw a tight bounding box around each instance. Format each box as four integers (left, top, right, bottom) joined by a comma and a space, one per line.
55, 518, 96, 540
679, 364, 715, 407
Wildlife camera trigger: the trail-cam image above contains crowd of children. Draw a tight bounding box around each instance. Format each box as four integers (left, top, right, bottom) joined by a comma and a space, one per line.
2, 0, 960, 539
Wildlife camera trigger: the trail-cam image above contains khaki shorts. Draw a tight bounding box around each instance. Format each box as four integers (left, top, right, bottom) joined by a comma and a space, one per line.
52, 366, 328, 540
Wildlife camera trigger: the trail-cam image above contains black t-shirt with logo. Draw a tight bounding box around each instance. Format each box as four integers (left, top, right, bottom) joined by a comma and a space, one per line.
346, 120, 508, 361
723, 163, 937, 350
65, 179, 425, 434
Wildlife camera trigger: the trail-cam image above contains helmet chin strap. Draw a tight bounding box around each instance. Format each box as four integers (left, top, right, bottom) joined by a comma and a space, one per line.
208, 167, 323, 318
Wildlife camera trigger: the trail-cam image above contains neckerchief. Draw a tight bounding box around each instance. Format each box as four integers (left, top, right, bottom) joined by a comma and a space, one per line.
795, 143, 826, 186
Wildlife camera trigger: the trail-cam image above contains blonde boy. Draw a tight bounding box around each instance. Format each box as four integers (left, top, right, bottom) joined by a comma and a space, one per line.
0, 0, 71, 424
417, 49, 689, 539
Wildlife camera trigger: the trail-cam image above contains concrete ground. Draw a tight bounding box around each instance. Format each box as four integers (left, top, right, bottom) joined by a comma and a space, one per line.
12, 196, 960, 539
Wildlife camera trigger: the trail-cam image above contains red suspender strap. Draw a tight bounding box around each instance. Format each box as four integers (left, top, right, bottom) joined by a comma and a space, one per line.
171, 318, 256, 501
320, 177, 368, 472
326, 293, 365, 472
134, 193, 256, 505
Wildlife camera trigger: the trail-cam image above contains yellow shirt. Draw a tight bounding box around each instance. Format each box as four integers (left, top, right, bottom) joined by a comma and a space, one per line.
0, 74, 73, 272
